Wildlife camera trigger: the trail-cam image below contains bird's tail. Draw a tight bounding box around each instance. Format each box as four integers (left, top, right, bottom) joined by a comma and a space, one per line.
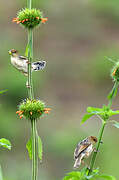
73, 152, 85, 169
73, 156, 82, 169
32, 61, 46, 71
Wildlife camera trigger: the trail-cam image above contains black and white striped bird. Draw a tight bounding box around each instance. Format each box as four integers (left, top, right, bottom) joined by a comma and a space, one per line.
9, 49, 46, 76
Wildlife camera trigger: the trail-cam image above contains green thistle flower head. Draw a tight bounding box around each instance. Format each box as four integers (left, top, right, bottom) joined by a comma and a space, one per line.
13, 8, 48, 29
111, 62, 119, 81
16, 99, 51, 120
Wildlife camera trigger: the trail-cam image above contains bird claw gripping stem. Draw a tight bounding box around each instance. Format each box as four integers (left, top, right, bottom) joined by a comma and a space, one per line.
26, 60, 31, 64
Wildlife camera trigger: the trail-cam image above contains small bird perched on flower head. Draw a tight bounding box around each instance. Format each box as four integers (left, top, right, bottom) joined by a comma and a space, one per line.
9, 49, 46, 76
73, 136, 97, 169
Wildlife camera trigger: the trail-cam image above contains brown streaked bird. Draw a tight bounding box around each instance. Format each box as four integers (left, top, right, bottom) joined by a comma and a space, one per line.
73, 136, 97, 169
8, 49, 46, 76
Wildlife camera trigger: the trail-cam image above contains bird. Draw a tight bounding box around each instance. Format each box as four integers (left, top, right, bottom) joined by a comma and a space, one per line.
8, 49, 46, 76
73, 136, 97, 169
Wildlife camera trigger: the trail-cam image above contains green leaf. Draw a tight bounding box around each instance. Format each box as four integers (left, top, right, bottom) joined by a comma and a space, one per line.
26, 137, 32, 159
38, 136, 43, 161
97, 174, 116, 180
92, 168, 99, 174
108, 83, 118, 100
26, 136, 43, 161
87, 107, 102, 113
85, 168, 99, 179
68, 172, 81, 177
108, 110, 119, 116
81, 113, 95, 124
81, 167, 89, 176
0, 138, 11, 150
112, 121, 119, 128
25, 44, 29, 57
63, 171, 81, 180
0, 89, 8, 94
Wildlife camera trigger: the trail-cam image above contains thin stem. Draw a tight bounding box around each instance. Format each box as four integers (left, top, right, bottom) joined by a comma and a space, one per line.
31, 119, 37, 180
27, 28, 34, 99
108, 81, 119, 109
88, 81, 119, 175
27, 0, 32, 9
88, 121, 106, 174
27, 1, 38, 180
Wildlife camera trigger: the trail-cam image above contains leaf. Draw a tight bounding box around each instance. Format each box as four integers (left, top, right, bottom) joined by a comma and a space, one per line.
68, 171, 81, 177
85, 168, 99, 179
63, 171, 81, 180
104, 56, 115, 64
108, 83, 118, 100
92, 168, 99, 174
87, 107, 102, 113
0, 138, 11, 150
26, 137, 32, 159
81, 167, 89, 176
26, 136, 43, 161
0, 89, 8, 94
112, 121, 119, 128
38, 136, 43, 161
108, 110, 119, 116
81, 113, 95, 124
96, 174, 116, 180
25, 44, 29, 57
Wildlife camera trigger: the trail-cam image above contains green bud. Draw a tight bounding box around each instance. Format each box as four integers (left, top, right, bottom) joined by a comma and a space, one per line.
17, 99, 49, 120
111, 62, 119, 81
13, 8, 48, 29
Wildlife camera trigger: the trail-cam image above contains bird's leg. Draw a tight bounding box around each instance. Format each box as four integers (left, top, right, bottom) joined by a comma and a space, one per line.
86, 152, 90, 157
26, 80, 31, 88
81, 159, 85, 166
26, 60, 31, 64
93, 148, 99, 153
100, 140, 103, 144
87, 166, 90, 170
25, 62, 31, 88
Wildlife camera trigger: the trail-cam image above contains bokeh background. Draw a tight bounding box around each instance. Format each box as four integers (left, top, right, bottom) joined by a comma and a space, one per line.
0, 0, 119, 179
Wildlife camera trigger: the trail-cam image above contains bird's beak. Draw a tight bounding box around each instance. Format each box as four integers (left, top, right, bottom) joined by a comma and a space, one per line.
8, 50, 12, 55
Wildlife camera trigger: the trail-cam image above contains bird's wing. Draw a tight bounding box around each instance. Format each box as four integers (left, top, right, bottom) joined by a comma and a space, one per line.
74, 142, 91, 160
32, 61, 46, 71
19, 56, 28, 61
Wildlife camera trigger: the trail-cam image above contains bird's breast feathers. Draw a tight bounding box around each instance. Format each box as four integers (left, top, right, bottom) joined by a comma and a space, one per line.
11, 56, 27, 72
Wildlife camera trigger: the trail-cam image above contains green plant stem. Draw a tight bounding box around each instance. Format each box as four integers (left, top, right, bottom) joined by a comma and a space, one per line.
88, 81, 118, 176
88, 121, 106, 174
31, 119, 38, 180
27, 1, 38, 180
108, 81, 119, 109
27, 0, 32, 9
28, 28, 34, 99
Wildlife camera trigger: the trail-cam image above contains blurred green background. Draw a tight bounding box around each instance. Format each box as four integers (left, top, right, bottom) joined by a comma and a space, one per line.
0, 0, 119, 179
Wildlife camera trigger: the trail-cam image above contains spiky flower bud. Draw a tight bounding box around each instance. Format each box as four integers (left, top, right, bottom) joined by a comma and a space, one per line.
111, 62, 119, 81
16, 99, 51, 120
12, 8, 48, 29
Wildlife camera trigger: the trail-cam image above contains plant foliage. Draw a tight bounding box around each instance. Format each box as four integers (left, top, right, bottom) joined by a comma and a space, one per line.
0, 138, 11, 150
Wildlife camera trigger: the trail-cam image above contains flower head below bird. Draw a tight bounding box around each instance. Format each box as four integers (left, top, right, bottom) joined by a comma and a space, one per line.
16, 99, 51, 120
73, 136, 97, 169
8, 49, 46, 76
